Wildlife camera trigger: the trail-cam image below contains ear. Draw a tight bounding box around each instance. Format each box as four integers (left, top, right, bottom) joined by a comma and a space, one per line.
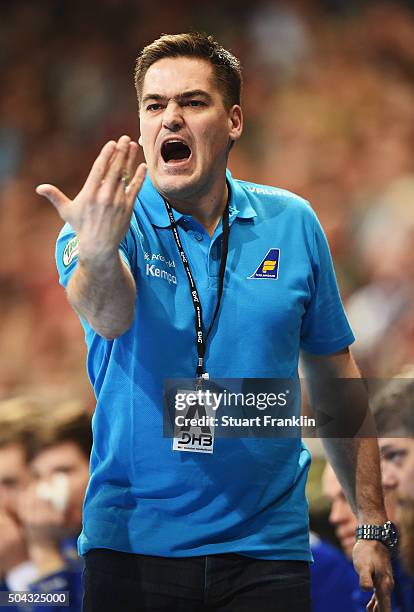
228, 105, 243, 144
137, 111, 143, 147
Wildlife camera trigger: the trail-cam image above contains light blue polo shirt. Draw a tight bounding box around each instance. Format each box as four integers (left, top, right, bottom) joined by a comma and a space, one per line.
56, 170, 354, 560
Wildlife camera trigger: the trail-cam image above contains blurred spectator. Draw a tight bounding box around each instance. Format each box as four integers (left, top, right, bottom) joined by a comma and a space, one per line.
322, 463, 359, 560
321, 370, 414, 612
17, 398, 92, 611
246, 1, 311, 82
322, 462, 414, 610
0, 397, 40, 594
399, 507, 414, 579
371, 373, 414, 579
346, 177, 414, 376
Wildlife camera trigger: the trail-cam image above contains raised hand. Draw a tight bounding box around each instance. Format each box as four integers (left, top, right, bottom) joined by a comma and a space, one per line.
36, 135, 147, 262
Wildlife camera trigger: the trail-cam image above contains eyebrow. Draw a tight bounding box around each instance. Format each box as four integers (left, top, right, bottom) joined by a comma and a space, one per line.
0, 476, 19, 486
142, 89, 213, 105
380, 445, 407, 455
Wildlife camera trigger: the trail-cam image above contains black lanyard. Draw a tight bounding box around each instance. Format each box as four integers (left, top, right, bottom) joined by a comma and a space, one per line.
163, 198, 230, 383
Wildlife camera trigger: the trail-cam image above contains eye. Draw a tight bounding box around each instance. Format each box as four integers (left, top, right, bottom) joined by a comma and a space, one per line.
383, 450, 407, 465
55, 466, 76, 475
0, 477, 19, 489
146, 103, 162, 112
186, 100, 206, 107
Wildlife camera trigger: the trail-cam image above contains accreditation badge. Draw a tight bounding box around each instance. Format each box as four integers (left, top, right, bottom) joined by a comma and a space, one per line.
172, 389, 217, 454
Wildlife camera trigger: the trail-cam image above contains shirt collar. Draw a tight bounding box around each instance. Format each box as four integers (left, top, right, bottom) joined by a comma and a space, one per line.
137, 174, 184, 228
137, 168, 256, 228
226, 169, 257, 221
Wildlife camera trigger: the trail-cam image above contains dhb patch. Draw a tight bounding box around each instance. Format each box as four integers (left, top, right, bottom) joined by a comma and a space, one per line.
248, 248, 280, 280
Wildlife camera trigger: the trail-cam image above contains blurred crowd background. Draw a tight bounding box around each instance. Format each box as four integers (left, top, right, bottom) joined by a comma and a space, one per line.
1, 1, 414, 609
2, 0, 414, 399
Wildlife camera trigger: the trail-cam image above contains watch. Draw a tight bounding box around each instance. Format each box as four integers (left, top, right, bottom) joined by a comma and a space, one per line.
356, 520, 398, 550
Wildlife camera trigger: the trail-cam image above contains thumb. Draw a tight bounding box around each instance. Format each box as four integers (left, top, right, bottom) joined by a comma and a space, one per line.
36, 184, 70, 216
359, 568, 374, 591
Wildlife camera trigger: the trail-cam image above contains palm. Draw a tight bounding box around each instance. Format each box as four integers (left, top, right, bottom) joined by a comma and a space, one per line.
36, 136, 147, 257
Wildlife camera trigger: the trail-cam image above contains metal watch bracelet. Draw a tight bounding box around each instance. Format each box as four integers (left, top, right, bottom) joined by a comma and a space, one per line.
355, 520, 398, 550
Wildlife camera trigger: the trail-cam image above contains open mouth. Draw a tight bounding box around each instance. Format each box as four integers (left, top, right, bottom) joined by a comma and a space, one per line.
161, 140, 192, 163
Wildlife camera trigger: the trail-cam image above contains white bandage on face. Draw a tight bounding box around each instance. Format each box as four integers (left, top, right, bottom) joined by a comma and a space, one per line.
36, 473, 69, 513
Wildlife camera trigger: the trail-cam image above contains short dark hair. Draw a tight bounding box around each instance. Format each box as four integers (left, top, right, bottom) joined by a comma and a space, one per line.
0, 397, 43, 462
31, 400, 92, 460
134, 32, 242, 110
371, 374, 414, 436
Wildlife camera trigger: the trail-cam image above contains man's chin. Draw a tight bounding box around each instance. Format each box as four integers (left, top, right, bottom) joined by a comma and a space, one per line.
154, 174, 197, 200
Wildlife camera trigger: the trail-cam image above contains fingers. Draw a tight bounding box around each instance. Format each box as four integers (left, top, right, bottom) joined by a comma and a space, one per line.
35, 136, 144, 236
353, 540, 394, 612
35, 184, 71, 218
366, 593, 376, 611
373, 574, 393, 612
126, 162, 147, 203
101, 135, 131, 201
125, 142, 139, 191
83, 140, 117, 193
125, 141, 140, 182
359, 568, 374, 591
114, 141, 139, 204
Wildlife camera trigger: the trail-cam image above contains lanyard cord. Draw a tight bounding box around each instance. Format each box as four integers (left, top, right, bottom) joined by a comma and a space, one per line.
163, 198, 230, 380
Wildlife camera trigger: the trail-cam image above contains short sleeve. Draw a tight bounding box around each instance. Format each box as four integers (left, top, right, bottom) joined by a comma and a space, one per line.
55, 224, 137, 289
55, 224, 78, 288
300, 211, 355, 354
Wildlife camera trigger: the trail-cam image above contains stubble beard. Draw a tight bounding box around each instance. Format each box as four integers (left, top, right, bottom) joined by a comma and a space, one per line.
398, 503, 414, 577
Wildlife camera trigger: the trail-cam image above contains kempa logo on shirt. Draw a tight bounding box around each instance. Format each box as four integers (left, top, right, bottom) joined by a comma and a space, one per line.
146, 263, 177, 285
248, 248, 280, 280
63, 236, 79, 267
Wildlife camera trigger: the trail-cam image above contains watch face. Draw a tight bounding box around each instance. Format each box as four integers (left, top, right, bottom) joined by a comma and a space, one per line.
383, 521, 398, 548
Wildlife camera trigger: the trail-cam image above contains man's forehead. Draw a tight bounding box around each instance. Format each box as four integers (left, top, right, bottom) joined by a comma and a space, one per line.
142, 56, 216, 97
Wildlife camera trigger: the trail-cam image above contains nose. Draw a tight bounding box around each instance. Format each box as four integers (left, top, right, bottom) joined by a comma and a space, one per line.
381, 462, 399, 492
162, 100, 184, 132
329, 499, 348, 526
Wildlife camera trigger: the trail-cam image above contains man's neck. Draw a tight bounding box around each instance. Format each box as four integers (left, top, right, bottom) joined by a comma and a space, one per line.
167, 181, 228, 238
